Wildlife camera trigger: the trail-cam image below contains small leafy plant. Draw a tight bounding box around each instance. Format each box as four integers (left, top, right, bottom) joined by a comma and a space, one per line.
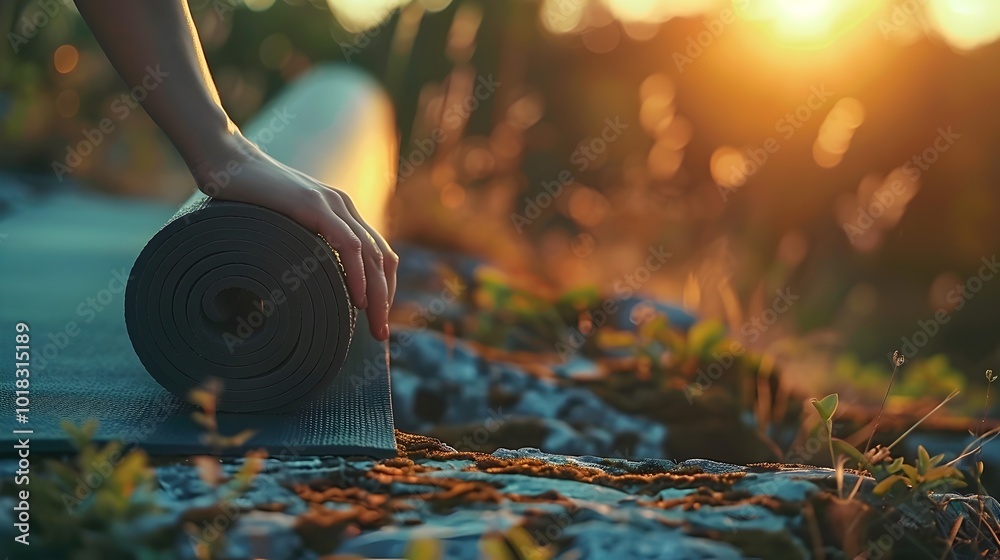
872, 445, 966, 495
4, 420, 178, 559
809, 350, 973, 501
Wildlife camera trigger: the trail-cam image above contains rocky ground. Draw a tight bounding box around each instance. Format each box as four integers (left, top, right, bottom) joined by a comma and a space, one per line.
4, 430, 998, 559
3, 184, 1000, 559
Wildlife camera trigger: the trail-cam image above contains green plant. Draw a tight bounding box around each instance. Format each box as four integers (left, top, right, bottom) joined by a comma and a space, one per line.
10, 420, 178, 559
872, 445, 966, 496
810, 392, 839, 473
188, 379, 257, 452
185, 380, 268, 560
405, 526, 551, 560
863, 351, 905, 456
810, 353, 971, 502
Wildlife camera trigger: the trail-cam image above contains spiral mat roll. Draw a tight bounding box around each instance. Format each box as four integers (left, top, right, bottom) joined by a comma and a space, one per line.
0, 192, 396, 457
126, 193, 359, 413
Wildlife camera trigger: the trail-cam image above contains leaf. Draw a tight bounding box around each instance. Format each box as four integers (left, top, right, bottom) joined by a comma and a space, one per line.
887, 457, 905, 474
835, 456, 848, 499
811, 393, 839, 424
596, 329, 638, 350
928, 452, 946, 469
220, 429, 257, 449
873, 475, 908, 496
832, 438, 874, 473
556, 286, 599, 310
917, 446, 931, 474
61, 419, 99, 449
686, 319, 727, 359
193, 456, 223, 487
191, 411, 216, 431
505, 526, 549, 560
900, 464, 920, 481
406, 538, 442, 560
923, 465, 965, 484
480, 533, 515, 560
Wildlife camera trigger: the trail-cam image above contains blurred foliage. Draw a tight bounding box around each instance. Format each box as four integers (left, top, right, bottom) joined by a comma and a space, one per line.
835, 353, 966, 400
2, 0, 999, 405
0, 420, 178, 559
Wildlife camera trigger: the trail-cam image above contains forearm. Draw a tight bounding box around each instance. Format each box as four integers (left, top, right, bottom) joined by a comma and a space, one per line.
73, 0, 241, 169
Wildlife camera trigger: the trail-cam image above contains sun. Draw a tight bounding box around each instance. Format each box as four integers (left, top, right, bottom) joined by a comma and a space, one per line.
737, 0, 878, 48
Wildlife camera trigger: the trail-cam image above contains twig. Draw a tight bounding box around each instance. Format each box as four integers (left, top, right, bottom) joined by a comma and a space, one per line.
944, 427, 1000, 468
803, 500, 826, 560
886, 388, 961, 451
938, 517, 963, 560
864, 352, 905, 457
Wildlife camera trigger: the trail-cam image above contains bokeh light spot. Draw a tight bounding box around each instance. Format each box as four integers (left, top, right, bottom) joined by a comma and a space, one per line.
568, 187, 610, 227
440, 182, 466, 208
259, 34, 293, 70
928, 0, 1000, 51
244, 0, 276, 11
53, 45, 79, 74
710, 146, 748, 188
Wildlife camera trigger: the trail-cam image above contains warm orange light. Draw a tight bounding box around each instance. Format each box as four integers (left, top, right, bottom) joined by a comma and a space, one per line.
540, 0, 585, 34
53, 45, 78, 74
927, 0, 1000, 51
813, 97, 865, 168
326, 0, 409, 32
440, 182, 465, 208
601, 0, 720, 23
738, 0, 878, 48
647, 140, 684, 180
568, 187, 610, 227
710, 146, 747, 188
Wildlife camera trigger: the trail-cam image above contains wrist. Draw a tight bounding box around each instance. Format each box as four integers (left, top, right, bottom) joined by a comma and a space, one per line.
186, 132, 260, 194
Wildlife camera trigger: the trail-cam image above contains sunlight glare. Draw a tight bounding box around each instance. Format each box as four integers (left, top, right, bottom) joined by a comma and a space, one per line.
927, 0, 1000, 51
326, 0, 405, 32
541, 0, 586, 33
738, 0, 875, 47
600, 0, 720, 24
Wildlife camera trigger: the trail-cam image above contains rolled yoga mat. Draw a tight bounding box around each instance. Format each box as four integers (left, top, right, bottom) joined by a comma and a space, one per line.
126, 193, 357, 413
0, 66, 397, 456
0, 192, 396, 456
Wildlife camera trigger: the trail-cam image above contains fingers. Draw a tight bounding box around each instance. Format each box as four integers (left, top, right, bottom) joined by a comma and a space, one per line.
360, 230, 390, 339
338, 192, 399, 308
322, 191, 391, 340
289, 190, 368, 311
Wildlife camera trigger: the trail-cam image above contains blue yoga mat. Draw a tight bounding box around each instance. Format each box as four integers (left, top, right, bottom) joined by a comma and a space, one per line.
0, 191, 396, 457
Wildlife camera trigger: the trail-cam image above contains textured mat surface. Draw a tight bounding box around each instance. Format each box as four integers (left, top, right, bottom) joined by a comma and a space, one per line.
0, 192, 396, 457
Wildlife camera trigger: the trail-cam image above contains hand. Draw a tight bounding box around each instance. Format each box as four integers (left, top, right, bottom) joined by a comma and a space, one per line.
189, 135, 397, 341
